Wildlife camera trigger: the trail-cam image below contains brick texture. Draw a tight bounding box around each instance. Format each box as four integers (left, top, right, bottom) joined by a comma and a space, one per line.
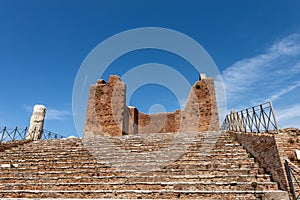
84, 75, 220, 136
229, 129, 300, 199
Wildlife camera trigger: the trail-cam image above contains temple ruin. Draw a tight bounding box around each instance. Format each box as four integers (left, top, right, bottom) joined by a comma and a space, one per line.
84, 74, 219, 136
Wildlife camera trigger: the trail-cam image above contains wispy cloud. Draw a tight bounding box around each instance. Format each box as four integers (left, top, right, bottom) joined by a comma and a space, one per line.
267, 81, 300, 102
23, 105, 71, 121
222, 33, 300, 108
221, 33, 300, 128
277, 103, 300, 121
46, 109, 71, 120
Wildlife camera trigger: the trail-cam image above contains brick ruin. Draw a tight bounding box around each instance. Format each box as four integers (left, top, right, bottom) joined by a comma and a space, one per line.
84, 74, 219, 136
0, 75, 294, 199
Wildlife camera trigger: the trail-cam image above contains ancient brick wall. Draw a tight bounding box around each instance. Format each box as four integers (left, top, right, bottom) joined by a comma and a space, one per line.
128, 106, 138, 135
275, 128, 300, 199
275, 128, 300, 163
181, 78, 219, 132
84, 76, 127, 136
137, 110, 181, 134
229, 131, 289, 191
84, 74, 219, 136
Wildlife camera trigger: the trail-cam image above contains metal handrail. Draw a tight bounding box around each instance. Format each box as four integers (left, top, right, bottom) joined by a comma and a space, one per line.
285, 159, 300, 200
221, 102, 279, 133
0, 127, 64, 142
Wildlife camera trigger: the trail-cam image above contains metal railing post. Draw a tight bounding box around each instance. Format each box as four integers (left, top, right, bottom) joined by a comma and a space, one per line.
270, 102, 279, 134
0, 127, 6, 142
13, 127, 19, 141
23, 127, 28, 140
285, 159, 298, 200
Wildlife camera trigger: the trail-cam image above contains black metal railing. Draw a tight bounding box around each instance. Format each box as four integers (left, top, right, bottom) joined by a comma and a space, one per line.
0, 127, 64, 142
221, 102, 279, 133
40, 129, 64, 140
285, 159, 300, 200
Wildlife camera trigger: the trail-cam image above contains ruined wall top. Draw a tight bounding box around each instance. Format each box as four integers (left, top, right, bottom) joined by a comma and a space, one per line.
199, 73, 207, 80
84, 74, 219, 136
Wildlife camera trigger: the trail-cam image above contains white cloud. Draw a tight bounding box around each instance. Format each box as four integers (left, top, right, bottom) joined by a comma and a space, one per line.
23, 105, 71, 121
223, 34, 300, 99
270, 34, 300, 56
277, 104, 300, 121
267, 81, 300, 102
222, 51, 275, 95
221, 33, 300, 128
46, 109, 71, 120
222, 33, 300, 105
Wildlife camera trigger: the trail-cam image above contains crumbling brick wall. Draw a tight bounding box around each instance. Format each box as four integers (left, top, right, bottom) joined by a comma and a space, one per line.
84, 76, 127, 136
229, 129, 300, 198
229, 131, 288, 191
84, 74, 219, 136
136, 111, 181, 134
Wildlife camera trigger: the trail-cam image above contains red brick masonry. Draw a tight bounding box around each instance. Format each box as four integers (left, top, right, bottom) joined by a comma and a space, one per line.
84, 75, 219, 136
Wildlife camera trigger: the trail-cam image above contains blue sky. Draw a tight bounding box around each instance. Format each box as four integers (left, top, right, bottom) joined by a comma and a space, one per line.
0, 0, 300, 137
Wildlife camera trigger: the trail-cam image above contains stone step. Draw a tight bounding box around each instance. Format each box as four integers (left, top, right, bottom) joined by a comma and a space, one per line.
0, 157, 256, 166
0, 189, 289, 199
0, 181, 279, 191
0, 153, 250, 161
0, 160, 261, 170
17, 142, 235, 148
16, 138, 234, 144
0, 131, 285, 199
4, 148, 244, 155
0, 160, 257, 169
0, 174, 271, 184
0, 167, 264, 177
82, 144, 242, 150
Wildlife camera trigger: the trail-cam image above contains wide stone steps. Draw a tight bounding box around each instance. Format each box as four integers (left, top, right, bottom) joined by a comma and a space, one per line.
0, 161, 258, 171
0, 181, 278, 191
0, 152, 249, 161
0, 189, 288, 199
0, 157, 256, 166
0, 131, 288, 199
0, 157, 259, 166
82, 145, 243, 152
0, 167, 264, 177
2, 147, 247, 155
0, 174, 271, 183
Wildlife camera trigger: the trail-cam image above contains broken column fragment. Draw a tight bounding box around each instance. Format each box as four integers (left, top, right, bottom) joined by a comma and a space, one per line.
26, 105, 46, 140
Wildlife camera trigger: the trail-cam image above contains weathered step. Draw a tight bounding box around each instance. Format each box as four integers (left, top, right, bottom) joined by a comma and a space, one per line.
0, 164, 258, 173
0, 153, 251, 163
0, 181, 279, 191
0, 157, 256, 167
1, 144, 246, 155
0, 131, 286, 199
0, 174, 271, 184
0, 189, 289, 199
0, 161, 259, 171
0, 167, 265, 177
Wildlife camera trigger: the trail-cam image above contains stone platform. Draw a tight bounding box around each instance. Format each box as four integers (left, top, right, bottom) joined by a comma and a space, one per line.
0, 131, 289, 199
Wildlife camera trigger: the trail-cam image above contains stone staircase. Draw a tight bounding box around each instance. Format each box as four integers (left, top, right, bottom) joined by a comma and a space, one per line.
0, 131, 288, 199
